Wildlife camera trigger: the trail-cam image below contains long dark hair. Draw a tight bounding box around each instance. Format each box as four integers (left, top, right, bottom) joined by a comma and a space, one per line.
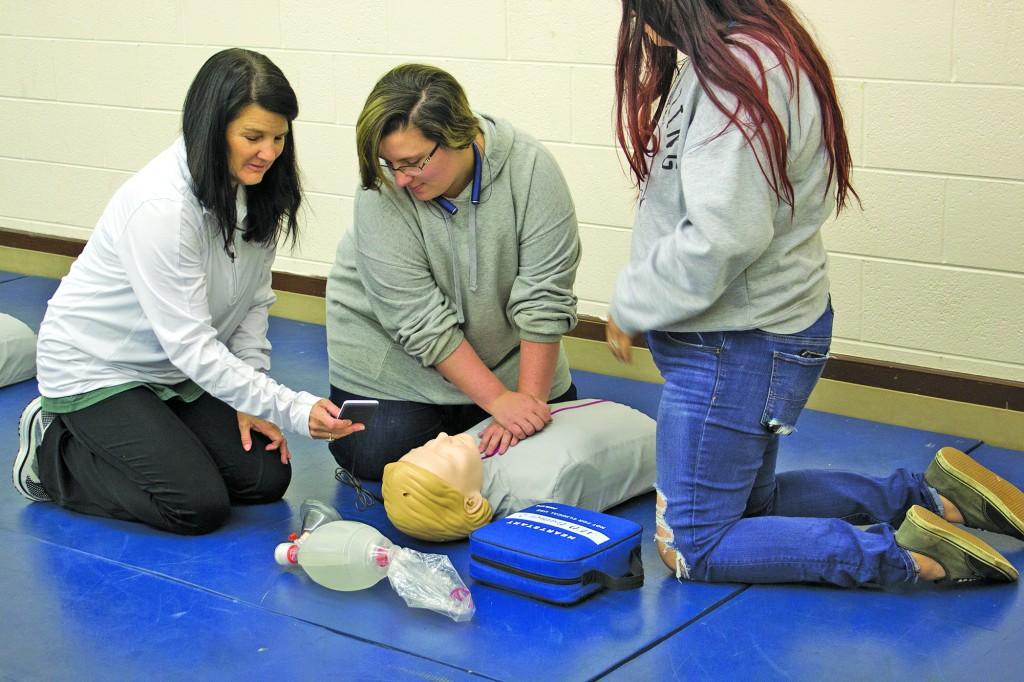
182, 48, 301, 252
356, 64, 479, 191
615, 0, 856, 212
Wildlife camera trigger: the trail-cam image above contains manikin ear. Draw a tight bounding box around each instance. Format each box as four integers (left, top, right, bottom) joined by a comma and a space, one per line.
464, 492, 485, 515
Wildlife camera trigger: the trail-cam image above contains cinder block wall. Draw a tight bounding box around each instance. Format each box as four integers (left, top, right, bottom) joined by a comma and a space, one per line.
1, 1, 1021, 382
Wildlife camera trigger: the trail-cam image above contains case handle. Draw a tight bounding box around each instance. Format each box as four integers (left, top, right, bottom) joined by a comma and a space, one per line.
583, 547, 644, 591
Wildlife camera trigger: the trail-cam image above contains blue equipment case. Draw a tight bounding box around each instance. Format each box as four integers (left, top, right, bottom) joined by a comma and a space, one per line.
468, 503, 644, 605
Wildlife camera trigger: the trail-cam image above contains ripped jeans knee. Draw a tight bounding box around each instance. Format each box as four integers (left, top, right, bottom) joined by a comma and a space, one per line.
654, 488, 690, 580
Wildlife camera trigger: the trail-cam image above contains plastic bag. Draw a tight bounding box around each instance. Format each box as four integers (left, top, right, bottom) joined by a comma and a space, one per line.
277, 502, 474, 622
387, 546, 476, 622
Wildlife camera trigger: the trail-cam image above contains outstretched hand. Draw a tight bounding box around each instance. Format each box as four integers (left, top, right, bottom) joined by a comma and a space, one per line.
237, 411, 291, 464
606, 313, 637, 364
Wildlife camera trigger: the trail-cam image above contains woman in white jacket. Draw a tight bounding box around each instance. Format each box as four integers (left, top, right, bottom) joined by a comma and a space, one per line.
12, 49, 359, 535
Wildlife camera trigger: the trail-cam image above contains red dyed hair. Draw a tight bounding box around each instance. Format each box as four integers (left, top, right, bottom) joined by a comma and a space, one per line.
614, 0, 857, 212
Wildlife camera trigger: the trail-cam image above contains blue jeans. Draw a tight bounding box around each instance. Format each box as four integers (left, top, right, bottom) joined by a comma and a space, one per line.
649, 303, 939, 587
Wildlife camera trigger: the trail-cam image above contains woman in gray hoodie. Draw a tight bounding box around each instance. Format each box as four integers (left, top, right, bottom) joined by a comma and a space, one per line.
326, 64, 581, 483
606, 0, 1022, 588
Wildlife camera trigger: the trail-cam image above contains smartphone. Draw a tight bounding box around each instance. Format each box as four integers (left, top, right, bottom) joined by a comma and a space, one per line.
338, 399, 379, 427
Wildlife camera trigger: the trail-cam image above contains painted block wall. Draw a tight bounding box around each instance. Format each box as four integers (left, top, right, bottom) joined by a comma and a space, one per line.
1, 1, 1021, 382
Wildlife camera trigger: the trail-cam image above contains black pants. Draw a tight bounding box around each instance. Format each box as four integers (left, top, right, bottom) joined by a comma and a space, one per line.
36, 388, 291, 535
328, 383, 578, 481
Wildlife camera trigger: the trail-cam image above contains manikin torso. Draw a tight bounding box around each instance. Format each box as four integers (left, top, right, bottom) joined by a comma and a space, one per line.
398, 400, 657, 519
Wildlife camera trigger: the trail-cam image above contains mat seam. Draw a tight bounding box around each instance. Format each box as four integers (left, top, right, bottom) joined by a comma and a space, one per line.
587, 584, 752, 681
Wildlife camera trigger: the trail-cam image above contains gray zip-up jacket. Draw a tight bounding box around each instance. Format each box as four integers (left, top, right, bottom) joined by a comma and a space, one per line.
610, 39, 832, 336
327, 114, 580, 403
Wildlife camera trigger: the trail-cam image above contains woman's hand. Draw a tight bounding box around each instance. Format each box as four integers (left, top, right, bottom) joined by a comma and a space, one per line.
478, 421, 521, 458
606, 313, 637, 364
307, 398, 364, 443
485, 390, 551, 440
237, 411, 291, 464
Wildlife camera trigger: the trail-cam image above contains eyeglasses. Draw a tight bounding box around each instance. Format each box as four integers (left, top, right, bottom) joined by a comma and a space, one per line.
382, 142, 440, 177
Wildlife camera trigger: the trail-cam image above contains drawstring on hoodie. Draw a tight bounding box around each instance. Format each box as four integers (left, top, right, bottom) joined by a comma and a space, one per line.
440, 201, 479, 325
465, 141, 481, 295
467, 204, 478, 292
441, 210, 465, 324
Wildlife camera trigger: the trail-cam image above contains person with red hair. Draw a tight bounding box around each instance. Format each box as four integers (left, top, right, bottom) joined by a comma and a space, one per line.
606, 0, 1024, 587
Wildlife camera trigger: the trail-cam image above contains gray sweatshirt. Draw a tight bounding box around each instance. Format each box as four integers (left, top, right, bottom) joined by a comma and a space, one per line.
327, 114, 580, 403
610, 40, 832, 336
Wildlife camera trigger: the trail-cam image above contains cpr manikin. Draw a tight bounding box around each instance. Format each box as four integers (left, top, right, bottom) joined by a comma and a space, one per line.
382, 400, 656, 541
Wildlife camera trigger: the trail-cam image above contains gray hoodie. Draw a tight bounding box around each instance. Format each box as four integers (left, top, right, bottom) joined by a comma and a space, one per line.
327, 114, 580, 403
610, 39, 832, 336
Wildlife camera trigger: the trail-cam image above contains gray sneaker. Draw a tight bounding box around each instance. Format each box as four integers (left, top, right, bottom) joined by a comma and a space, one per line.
13, 396, 53, 502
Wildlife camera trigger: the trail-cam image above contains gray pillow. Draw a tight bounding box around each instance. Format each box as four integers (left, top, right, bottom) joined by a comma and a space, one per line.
0, 313, 37, 387
469, 399, 657, 519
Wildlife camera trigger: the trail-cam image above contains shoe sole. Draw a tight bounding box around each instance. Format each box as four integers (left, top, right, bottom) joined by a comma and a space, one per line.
934, 446, 1024, 540
907, 505, 1018, 582
12, 397, 46, 501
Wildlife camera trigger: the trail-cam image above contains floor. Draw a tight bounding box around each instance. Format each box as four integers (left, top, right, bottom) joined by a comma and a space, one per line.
1, 272, 1021, 681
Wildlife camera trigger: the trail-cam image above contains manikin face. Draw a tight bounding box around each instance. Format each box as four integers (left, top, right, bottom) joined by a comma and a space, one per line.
379, 124, 470, 202
225, 103, 289, 186
400, 432, 483, 498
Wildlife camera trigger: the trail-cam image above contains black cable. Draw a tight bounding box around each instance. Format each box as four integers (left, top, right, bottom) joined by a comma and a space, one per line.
334, 466, 383, 510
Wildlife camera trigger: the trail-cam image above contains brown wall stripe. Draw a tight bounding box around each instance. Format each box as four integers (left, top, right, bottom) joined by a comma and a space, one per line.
3, 227, 1021, 412
0, 228, 85, 258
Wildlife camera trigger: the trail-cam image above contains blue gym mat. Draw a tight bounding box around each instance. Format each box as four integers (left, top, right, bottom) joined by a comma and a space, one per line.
0, 528, 479, 681
603, 440, 1024, 680
2, 273, 1021, 680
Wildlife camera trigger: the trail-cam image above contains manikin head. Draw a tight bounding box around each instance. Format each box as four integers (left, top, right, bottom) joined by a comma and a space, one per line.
382, 432, 493, 541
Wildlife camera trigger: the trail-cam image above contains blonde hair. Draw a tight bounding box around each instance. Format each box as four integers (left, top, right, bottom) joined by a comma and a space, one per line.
382, 461, 493, 541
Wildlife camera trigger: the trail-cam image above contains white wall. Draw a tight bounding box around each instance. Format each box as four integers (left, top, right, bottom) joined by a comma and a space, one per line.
1, 1, 1021, 382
